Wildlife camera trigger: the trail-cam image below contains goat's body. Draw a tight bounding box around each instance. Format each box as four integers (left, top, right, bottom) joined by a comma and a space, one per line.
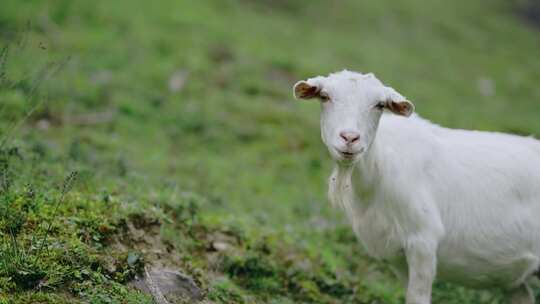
330, 113, 540, 289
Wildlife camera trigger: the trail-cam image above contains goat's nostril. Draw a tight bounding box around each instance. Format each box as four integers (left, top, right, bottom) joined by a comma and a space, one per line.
340, 131, 361, 144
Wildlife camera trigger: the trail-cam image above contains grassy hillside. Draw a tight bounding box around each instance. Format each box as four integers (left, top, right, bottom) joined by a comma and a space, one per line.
1, 0, 540, 303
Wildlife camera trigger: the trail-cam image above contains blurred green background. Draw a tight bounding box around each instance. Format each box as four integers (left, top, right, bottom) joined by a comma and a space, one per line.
1, 0, 540, 303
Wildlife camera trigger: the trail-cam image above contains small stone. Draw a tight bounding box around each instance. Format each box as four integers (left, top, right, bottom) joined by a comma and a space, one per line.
36, 119, 50, 130
212, 241, 230, 252
127, 252, 140, 267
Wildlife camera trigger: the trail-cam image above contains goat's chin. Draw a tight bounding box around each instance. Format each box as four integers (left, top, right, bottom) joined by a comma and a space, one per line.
337, 155, 360, 164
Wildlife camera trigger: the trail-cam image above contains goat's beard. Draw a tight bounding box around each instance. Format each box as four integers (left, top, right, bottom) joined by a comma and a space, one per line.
328, 164, 356, 217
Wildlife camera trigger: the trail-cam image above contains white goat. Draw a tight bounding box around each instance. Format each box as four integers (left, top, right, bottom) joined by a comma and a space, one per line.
293, 70, 540, 304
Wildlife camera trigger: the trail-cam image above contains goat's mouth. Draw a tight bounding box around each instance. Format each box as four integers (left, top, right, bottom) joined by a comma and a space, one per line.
340, 151, 355, 157
335, 148, 364, 160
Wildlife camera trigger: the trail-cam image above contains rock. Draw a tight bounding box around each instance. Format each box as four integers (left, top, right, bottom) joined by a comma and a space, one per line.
130, 266, 203, 304
211, 241, 230, 252
207, 232, 237, 252
478, 77, 495, 97
168, 70, 189, 93
36, 119, 50, 130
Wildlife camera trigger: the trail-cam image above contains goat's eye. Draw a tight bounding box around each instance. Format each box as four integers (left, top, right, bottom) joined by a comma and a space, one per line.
375, 102, 385, 110
319, 93, 330, 102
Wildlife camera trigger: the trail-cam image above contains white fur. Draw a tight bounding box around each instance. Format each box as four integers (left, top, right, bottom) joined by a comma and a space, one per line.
294, 70, 540, 304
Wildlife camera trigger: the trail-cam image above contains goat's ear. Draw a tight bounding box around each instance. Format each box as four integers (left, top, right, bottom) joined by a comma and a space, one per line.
293, 80, 320, 100
386, 100, 415, 117
382, 86, 414, 117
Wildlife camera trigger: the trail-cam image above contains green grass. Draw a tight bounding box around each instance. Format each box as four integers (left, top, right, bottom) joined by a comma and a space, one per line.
1, 0, 540, 303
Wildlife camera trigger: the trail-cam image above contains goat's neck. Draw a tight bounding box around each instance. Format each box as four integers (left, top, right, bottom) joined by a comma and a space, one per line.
328, 128, 387, 224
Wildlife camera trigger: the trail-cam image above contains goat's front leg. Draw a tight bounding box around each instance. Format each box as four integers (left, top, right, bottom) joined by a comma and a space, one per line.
509, 283, 534, 304
404, 235, 438, 304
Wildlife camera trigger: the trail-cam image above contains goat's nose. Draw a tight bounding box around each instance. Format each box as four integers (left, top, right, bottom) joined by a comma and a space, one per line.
340, 131, 360, 144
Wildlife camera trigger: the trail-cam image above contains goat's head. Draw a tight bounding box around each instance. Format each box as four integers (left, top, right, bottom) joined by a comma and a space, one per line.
293, 70, 414, 163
